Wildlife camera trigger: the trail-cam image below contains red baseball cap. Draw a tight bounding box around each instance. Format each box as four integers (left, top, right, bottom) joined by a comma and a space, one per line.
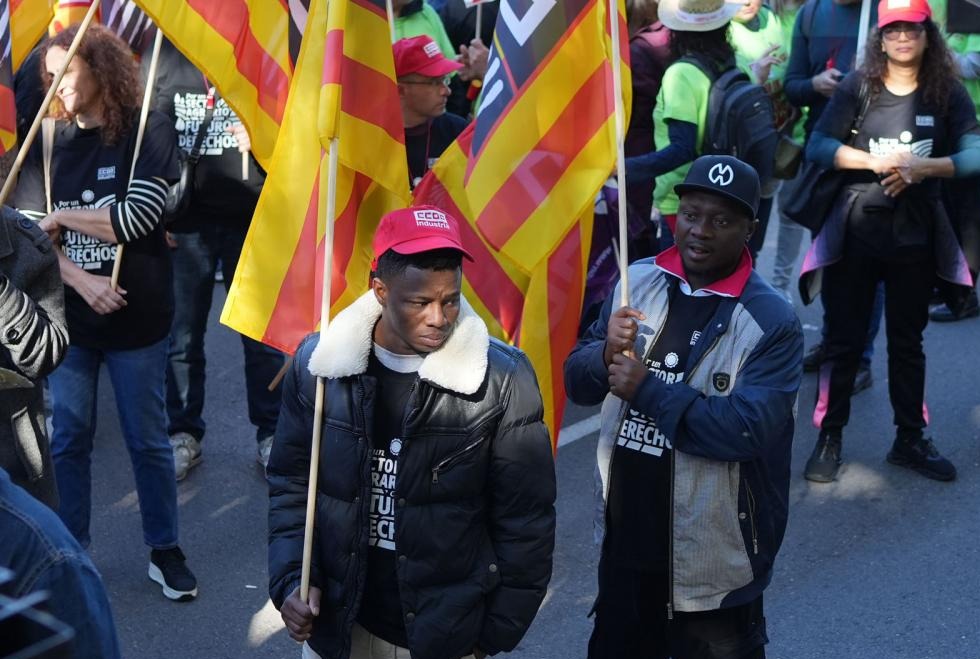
393, 36, 463, 78
878, 0, 931, 27
372, 205, 474, 269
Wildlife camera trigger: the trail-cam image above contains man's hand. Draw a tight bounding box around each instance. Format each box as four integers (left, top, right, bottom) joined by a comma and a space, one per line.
74, 273, 127, 315
38, 213, 62, 245
281, 585, 321, 643
811, 68, 842, 97
750, 44, 785, 85
608, 352, 649, 402
458, 39, 489, 81
226, 123, 251, 153
603, 306, 646, 366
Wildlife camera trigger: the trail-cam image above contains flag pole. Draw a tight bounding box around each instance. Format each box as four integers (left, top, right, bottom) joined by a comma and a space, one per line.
475, 2, 483, 41
110, 25, 163, 290
607, 0, 629, 308
854, 0, 872, 69
386, 0, 396, 43
0, 0, 101, 208
300, 138, 340, 603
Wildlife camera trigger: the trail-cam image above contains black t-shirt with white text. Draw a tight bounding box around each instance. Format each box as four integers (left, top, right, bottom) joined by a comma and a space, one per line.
12, 112, 180, 350
148, 39, 265, 229
605, 289, 721, 571
357, 352, 417, 647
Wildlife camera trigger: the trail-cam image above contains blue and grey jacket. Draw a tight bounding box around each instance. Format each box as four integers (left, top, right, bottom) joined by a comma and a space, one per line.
564, 248, 803, 613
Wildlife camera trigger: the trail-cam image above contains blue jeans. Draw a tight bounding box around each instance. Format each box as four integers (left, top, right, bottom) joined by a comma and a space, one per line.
49, 338, 178, 549
166, 224, 284, 443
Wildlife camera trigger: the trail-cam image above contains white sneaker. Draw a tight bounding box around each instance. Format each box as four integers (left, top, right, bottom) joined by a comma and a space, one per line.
170, 432, 202, 482
256, 435, 274, 469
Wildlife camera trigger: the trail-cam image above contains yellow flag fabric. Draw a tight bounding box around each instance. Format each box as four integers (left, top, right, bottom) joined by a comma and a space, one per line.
221, 0, 410, 354
10, 0, 55, 69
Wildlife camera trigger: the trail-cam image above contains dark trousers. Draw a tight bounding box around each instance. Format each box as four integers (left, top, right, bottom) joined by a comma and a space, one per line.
588, 558, 767, 659
815, 238, 933, 432
166, 222, 284, 443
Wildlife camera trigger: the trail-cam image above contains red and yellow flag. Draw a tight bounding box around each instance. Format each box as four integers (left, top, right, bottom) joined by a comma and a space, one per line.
10, 0, 55, 69
3, 0, 56, 155
133, 0, 305, 168
414, 0, 629, 446
464, 0, 630, 273
221, 0, 410, 353
49, 0, 94, 33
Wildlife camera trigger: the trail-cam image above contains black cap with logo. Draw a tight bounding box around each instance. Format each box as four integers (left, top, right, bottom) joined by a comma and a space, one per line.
674, 155, 761, 219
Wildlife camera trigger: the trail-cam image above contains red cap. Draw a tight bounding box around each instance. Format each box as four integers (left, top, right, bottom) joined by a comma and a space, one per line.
393, 36, 463, 78
877, 0, 931, 27
371, 206, 474, 269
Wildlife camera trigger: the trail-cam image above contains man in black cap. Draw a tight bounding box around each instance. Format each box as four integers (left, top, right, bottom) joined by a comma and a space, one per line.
565, 155, 803, 658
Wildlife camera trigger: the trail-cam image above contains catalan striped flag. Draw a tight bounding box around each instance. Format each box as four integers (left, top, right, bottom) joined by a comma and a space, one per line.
464, 0, 630, 273
414, 0, 629, 445
10, 0, 55, 69
133, 0, 306, 168
49, 0, 93, 33
3, 0, 55, 155
221, 0, 411, 353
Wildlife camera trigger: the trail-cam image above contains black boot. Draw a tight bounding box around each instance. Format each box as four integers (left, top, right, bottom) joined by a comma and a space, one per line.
804, 430, 842, 483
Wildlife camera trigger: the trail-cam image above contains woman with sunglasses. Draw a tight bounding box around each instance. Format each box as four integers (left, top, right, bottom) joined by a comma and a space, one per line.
800, 0, 980, 483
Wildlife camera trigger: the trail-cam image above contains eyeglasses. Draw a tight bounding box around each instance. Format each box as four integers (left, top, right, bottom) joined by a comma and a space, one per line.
399, 75, 452, 88
882, 22, 925, 40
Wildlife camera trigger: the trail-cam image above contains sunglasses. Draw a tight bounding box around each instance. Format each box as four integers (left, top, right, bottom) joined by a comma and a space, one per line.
882, 22, 926, 40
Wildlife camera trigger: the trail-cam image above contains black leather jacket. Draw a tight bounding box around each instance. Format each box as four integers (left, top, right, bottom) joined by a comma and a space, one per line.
267, 294, 556, 659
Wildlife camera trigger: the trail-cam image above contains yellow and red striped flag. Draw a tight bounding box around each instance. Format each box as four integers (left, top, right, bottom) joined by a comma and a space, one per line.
221, 0, 411, 353
464, 0, 629, 273
10, 0, 55, 69
49, 0, 94, 33
133, 0, 306, 168
414, 0, 629, 446
3, 0, 56, 155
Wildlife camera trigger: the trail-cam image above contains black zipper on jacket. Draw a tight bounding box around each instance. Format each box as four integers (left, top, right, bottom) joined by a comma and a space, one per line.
431, 435, 487, 483
745, 478, 759, 555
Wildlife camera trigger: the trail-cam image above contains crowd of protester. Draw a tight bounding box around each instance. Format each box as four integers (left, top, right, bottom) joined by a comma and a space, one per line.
1, 0, 978, 656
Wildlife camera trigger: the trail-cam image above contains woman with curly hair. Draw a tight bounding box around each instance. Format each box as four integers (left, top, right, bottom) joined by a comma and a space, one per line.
800, 0, 980, 484
12, 24, 198, 600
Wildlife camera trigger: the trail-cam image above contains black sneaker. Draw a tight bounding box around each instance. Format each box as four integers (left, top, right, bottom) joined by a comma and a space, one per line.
804, 431, 842, 482
887, 436, 957, 482
802, 342, 824, 372
149, 547, 198, 601
852, 365, 873, 394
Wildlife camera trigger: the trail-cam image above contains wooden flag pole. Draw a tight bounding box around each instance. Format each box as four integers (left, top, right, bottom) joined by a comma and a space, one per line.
0, 0, 101, 208
854, 0, 872, 69
110, 26, 164, 290
607, 0, 629, 308
386, 0, 396, 43
300, 138, 340, 603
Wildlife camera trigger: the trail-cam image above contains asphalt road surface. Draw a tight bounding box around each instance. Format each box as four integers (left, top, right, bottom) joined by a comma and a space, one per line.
82, 238, 980, 659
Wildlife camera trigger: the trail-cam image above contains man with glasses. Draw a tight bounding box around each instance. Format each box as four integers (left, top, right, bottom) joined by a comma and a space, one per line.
394, 36, 470, 188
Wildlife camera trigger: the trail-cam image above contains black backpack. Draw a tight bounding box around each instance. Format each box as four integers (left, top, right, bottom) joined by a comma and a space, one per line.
680, 54, 779, 182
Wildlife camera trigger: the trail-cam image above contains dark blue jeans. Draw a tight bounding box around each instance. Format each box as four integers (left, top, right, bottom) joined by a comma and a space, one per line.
49, 338, 178, 549
166, 223, 284, 443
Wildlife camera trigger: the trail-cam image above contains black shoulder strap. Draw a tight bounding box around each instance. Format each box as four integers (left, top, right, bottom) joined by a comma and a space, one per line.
679, 53, 719, 83
188, 99, 217, 164
846, 79, 872, 145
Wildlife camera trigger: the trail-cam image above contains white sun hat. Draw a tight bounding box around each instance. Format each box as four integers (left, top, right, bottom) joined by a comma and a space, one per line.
658, 0, 744, 32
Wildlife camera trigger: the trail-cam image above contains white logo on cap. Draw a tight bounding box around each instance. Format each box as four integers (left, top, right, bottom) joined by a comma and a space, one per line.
708, 163, 734, 187
413, 209, 450, 229
887, 0, 911, 8
423, 41, 441, 58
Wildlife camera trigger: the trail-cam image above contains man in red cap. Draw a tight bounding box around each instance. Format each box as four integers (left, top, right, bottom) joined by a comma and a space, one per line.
393, 36, 470, 188
267, 205, 556, 659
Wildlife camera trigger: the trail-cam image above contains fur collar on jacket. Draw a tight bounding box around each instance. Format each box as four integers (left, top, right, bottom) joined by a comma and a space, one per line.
307, 290, 489, 395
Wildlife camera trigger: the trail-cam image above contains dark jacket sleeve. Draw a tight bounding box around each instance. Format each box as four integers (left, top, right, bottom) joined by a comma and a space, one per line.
783, 5, 821, 109
267, 335, 320, 609
625, 120, 698, 184
629, 314, 803, 463
477, 351, 556, 656
563, 293, 616, 406
0, 211, 68, 380
805, 72, 862, 167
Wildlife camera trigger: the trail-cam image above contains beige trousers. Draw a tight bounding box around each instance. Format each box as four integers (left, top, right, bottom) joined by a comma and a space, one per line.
302, 624, 477, 659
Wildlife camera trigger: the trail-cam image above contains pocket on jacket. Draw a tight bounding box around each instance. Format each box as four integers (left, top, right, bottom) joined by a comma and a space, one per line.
11, 407, 44, 482
429, 434, 490, 493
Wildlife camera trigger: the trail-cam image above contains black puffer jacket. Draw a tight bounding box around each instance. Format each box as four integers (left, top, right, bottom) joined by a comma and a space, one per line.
268, 292, 556, 659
